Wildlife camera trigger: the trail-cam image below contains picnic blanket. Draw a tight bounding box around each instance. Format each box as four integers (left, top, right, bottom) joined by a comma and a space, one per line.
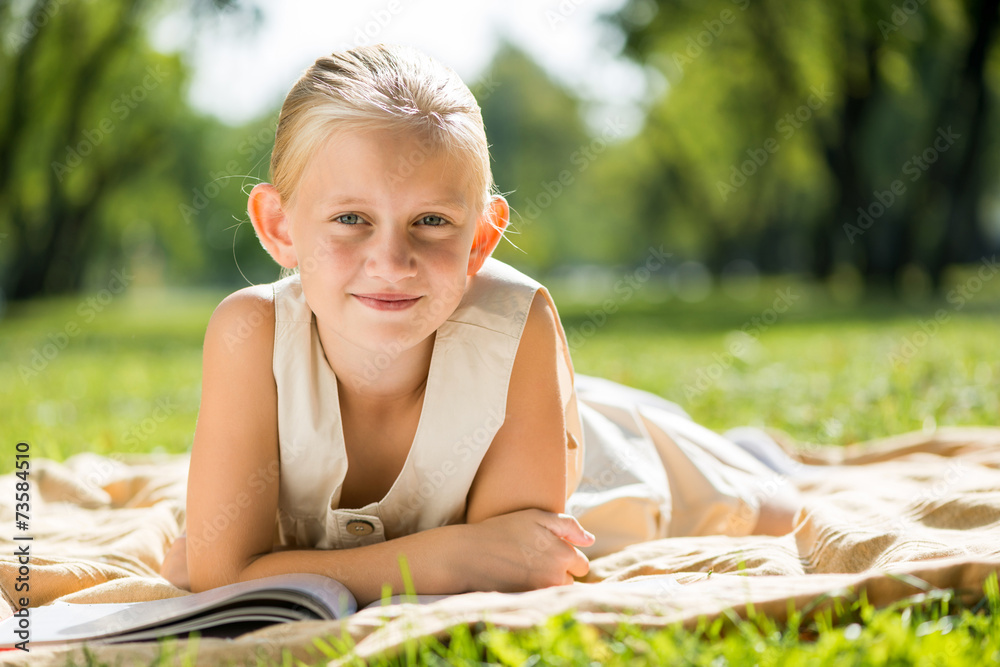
2, 426, 1000, 666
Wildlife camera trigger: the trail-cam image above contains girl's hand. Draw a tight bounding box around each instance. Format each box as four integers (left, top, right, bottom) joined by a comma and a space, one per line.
459, 509, 595, 592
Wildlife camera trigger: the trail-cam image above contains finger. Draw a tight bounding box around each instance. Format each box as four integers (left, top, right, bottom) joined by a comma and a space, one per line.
551, 513, 596, 547
535, 511, 595, 546
566, 545, 590, 578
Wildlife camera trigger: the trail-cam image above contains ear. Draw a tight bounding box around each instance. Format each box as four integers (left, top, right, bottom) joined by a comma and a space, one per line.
468, 195, 509, 276
248, 183, 298, 269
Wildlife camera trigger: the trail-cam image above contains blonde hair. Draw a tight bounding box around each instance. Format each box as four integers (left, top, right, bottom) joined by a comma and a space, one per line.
270, 44, 494, 214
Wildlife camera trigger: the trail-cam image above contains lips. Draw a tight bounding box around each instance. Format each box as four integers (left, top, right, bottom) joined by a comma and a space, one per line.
353, 293, 422, 311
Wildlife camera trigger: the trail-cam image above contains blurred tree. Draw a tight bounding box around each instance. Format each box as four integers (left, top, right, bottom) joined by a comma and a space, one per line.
481, 42, 660, 272
0, 0, 265, 300
605, 0, 1000, 287
479, 43, 604, 272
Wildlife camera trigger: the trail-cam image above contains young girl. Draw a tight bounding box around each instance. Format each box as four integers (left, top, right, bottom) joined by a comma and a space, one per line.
161, 44, 799, 606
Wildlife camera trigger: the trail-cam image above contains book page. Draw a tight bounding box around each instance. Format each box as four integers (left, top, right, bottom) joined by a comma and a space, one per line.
0, 573, 356, 646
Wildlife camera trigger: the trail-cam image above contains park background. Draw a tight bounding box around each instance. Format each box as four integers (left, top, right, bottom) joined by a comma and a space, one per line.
2, 1, 1000, 663
1, 0, 999, 462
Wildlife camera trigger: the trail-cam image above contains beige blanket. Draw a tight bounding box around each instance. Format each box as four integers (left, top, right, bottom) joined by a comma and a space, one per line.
2, 427, 999, 666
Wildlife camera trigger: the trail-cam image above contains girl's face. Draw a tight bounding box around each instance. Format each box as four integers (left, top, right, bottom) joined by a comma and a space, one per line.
283, 128, 484, 357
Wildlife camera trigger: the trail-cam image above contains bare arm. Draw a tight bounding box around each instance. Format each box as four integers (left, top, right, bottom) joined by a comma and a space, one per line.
466, 290, 572, 519
459, 290, 594, 588
185, 286, 590, 603
185, 285, 281, 594
184, 287, 471, 604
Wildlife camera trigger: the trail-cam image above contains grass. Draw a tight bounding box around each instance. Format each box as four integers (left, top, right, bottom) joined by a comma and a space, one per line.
0, 285, 218, 466
122, 576, 1000, 665
2, 266, 998, 665
555, 269, 1000, 446
329, 580, 1000, 666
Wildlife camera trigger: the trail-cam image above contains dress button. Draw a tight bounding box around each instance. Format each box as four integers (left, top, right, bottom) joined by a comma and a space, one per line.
346, 519, 375, 536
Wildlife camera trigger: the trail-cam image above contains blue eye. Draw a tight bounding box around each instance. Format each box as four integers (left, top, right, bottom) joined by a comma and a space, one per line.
418, 215, 447, 227
335, 213, 362, 225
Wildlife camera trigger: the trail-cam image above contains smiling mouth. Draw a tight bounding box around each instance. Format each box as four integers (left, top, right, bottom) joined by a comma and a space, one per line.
353, 294, 422, 311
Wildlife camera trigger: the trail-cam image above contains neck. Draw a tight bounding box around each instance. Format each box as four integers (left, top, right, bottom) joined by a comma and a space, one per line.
317, 325, 435, 408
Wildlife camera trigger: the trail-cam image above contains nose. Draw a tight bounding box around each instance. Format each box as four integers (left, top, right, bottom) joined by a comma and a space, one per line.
365, 226, 418, 283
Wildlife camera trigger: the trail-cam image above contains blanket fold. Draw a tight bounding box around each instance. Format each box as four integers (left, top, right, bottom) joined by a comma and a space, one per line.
2, 427, 999, 666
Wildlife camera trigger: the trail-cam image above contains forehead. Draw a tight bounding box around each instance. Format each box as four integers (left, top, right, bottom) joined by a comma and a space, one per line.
297, 127, 483, 212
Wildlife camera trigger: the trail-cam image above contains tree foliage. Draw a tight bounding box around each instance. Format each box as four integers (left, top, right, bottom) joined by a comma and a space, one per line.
603, 0, 1000, 286
0, 0, 272, 301
3, 1, 997, 299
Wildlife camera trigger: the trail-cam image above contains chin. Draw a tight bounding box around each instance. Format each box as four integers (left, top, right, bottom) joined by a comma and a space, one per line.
358, 326, 433, 356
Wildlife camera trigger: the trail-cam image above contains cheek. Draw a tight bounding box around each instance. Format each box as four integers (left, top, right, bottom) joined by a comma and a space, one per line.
433, 260, 472, 306
424, 247, 473, 293
425, 244, 468, 270
296, 236, 356, 276
419, 232, 474, 266
409, 241, 468, 300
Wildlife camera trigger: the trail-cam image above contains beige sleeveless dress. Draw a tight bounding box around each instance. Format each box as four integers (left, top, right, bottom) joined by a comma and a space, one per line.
271, 258, 772, 559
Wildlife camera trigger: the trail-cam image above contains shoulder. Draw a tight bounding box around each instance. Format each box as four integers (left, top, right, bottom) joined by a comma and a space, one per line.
464, 258, 562, 348
203, 283, 276, 363
520, 288, 561, 352
474, 258, 562, 350
509, 286, 568, 401
476, 258, 543, 288
451, 259, 546, 335
211, 282, 275, 319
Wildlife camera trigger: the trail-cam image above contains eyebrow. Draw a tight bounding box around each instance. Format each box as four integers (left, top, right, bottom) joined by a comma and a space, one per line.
322, 195, 471, 211
322, 196, 371, 208
422, 197, 471, 211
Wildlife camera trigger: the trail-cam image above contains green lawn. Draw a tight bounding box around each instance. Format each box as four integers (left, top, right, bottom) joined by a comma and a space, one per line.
2, 268, 998, 665
559, 272, 1000, 447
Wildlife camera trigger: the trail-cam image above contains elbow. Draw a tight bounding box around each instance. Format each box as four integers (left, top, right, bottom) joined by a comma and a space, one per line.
466, 497, 565, 525
188, 564, 246, 594
186, 548, 260, 594
187, 563, 235, 594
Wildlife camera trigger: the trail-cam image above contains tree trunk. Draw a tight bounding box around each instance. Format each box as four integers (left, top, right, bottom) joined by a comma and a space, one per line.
3, 1, 141, 300
895, 0, 1000, 287
820, 26, 882, 283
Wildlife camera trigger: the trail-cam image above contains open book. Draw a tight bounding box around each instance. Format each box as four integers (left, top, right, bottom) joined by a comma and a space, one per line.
1, 574, 683, 648
0, 573, 370, 646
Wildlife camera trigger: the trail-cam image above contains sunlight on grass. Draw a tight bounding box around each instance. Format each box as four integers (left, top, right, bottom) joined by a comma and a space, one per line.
140, 574, 1000, 666
556, 275, 1000, 446
0, 286, 220, 466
